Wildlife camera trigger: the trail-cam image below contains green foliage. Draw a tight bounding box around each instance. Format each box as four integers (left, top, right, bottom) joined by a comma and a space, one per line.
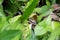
0, 0, 60, 40
0, 30, 21, 40
48, 27, 60, 40
0, 0, 3, 5
35, 16, 51, 36
34, 5, 51, 16
21, 0, 39, 22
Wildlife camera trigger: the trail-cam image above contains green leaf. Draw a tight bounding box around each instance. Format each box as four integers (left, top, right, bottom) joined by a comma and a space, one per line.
35, 16, 52, 36
0, 30, 21, 40
50, 21, 60, 30
35, 26, 48, 36
51, 0, 56, 4
34, 5, 51, 15
48, 27, 60, 40
37, 15, 43, 22
17, 0, 28, 2
0, 5, 7, 31
8, 15, 25, 31
37, 10, 52, 22
46, 0, 51, 6
9, 15, 21, 23
0, 5, 4, 16
7, 15, 22, 30
21, 0, 39, 22
53, 22, 60, 28
0, 0, 3, 5
34, 5, 50, 13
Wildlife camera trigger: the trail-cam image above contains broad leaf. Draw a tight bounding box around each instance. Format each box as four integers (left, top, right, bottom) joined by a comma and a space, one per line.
0, 5, 7, 31
21, 0, 39, 22
48, 27, 60, 40
0, 30, 21, 40
35, 16, 52, 36
35, 26, 48, 36
0, 0, 3, 5
34, 5, 51, 15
